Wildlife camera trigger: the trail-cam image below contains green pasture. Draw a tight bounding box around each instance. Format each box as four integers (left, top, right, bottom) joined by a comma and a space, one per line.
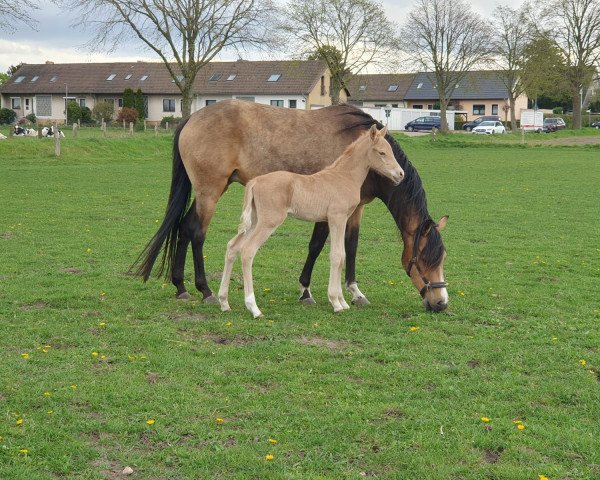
0, 128, 598, 479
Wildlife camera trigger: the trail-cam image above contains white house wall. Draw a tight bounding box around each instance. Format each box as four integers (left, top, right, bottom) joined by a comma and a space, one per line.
362, 107, 456, 131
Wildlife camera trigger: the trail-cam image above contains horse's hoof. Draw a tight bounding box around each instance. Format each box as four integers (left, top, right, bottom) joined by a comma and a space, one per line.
352, 296, 370, 306
176, 292, 192, 300
333, 307, 344, 314
300, 297, 317, 305
203, 295, 219, 305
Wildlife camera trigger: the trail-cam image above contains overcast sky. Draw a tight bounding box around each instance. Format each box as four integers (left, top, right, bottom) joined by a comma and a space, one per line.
0, 0, 524, 73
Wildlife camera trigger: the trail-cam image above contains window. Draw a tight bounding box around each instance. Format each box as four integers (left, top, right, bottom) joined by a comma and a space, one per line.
125, 74, 132, 80
11, 97, 21, 109
14, 76, 25, 83
374, 104, 387, 108
417, 82, 423, 89
320, 76, 325, 95
106, 74, 116, 81
359, 85, 367, 91
388, 85, 399, 92
79, 98, 86, 108
236, 96, 255, 102
140, 75, 148, 81
205, 100, 216, 106
118, 98, 123, 108
427, 104, 433, 110
289, 99, 297, 109
226, 74, 236, 81
50, 75, 58, 82
31, 76, 39, 82
413, 105, 423, 109
473, 104, 485, 115
492, 104, 498, 115
270, 100, 284, 107
173, 75, 184, 82
268, 74, 281, 82
209, 73, 222, 81
163, 99, 176, 112
36, 95, 52, 116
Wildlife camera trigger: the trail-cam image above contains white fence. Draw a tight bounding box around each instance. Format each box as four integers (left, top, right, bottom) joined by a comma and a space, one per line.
360, 107, 456, 131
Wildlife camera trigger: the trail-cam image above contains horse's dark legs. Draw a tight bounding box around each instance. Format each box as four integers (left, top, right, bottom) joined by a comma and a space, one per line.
299, 222, 329, 304
344, 205, 369, 305
171, 204, 196, 299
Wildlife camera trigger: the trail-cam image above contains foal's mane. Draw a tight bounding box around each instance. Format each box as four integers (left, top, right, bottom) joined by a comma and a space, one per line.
335, 105, 445, 269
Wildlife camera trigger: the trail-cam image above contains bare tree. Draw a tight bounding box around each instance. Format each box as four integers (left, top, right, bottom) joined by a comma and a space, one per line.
540, 0, 600, 128
400, 0, 492, 132
70, 0, 277, 118
492, 4, 531, 130
0, 0, 37, 31
279, 0, 400, 104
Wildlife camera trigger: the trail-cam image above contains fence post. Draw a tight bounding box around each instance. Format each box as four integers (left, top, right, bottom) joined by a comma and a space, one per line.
54, 123, 61, 157
143, 119, 147, 131
165, 122, 169, 131
123, 119, 126, 129
8, 125, 13, 138
154, 124, 158, 137
102, 121, 107, 138
38, 127, 42, 139
73, 123, 78, 138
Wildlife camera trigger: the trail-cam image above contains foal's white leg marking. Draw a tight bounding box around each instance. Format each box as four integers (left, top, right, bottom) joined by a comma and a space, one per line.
218, 230, 247, 312
245, 293, 262, 319
346, 282, 370, 306
328, 219, 347, 313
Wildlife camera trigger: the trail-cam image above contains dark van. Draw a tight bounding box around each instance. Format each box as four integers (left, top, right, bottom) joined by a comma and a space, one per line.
404, 116, 442, 132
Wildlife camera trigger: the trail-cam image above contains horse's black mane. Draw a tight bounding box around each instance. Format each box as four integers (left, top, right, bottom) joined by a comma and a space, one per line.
337, 105, 445, 269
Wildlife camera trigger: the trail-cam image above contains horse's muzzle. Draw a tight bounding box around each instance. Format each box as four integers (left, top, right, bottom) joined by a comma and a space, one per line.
424, 299, 448, 312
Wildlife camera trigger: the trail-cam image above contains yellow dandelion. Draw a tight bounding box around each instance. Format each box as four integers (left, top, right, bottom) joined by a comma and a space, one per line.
47, 410, 54, 415
100, 291, 106, 297
265, 453, 274, 461
409, 326, 420, 332
41, 348, 48, 353
512, 420, 522, 424
480, 417, 490, 423
86, 248, 92, 253
458, 290, 465, 296
100, 355, 107, 359
146, 419, 155, 426
70, 384, 77, 390
21, 353, 29, 359
225, 322, 233, 327
263, 288, 271, 292
516, 424, 525, 430
538, 475, 549, 480
18, 449, 29, 455
91, 351, 99, 357
579, 359, 587, 366
216, 417, 224, 424
551, 337, 558, 342
16, 418, 23, 426
268, 438, 278, 444
43, 391, 51, 397
98, 322, 106, 327
388, 280, 395, 285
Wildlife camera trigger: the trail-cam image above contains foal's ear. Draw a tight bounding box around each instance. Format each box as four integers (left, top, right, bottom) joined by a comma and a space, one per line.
380, 125, 388, 137
436, 215, 449, 231
369, 124, 378, 141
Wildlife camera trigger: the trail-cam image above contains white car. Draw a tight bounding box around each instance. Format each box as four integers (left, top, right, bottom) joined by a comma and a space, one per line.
472, 121, 506, 135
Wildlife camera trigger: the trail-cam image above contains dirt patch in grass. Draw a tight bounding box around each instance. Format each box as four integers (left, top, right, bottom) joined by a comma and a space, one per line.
482, 448, 503, 464
61, 267, 82, 274
200, 333, 263, 346
467, 359, 481, 369
167, 312, 213, 322
19, 301, 48, 311
0, 232, 15, 239
296, 335, 350, 352
90, 458, 130, 479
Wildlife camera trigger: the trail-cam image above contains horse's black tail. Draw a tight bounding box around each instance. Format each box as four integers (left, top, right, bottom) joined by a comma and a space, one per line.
132, 116, 192, 281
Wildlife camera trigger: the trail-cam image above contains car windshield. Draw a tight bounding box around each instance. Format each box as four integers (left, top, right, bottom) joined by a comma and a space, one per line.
478, 121, 496, 127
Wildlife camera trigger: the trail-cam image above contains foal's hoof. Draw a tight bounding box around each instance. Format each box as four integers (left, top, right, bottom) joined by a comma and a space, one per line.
300, 296, 317, 305
176, 292, 192, 300
352, 296, 370, 306
203, 295, 219, 305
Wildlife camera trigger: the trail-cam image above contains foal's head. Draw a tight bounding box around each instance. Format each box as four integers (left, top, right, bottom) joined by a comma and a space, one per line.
363, 125, 404, 185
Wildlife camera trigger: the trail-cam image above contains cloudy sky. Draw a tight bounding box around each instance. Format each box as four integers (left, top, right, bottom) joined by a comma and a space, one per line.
0, 0, 524, 73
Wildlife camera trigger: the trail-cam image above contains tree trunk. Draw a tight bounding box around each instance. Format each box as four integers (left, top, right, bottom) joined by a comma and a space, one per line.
439, 98, 449, 133
181, 86, 194, 119
572, 89, 582, 129
509, 97, 517, 131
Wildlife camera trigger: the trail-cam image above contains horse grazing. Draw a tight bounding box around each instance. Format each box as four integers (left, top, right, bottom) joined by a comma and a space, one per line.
219, 125, 404, 318
133, 100, 449, 312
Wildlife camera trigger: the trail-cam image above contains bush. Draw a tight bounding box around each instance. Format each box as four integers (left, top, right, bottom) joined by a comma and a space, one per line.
552, 107, 563, 114
117, 107, 139, 125
92, 102, 115, 124
26, 113, 37, 124
67, 101, 82, 124
0, 107, 17, 125
160, 116, 182, 128
134, 89, 146, 120
123, 88, 135, 109
80, 107, 93, 125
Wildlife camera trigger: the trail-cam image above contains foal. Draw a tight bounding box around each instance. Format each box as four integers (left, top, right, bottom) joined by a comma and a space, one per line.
218, 125, 404, 318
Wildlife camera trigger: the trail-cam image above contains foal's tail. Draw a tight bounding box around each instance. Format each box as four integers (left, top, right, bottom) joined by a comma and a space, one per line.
131, 117, 192, 281
238, 181, 256, 234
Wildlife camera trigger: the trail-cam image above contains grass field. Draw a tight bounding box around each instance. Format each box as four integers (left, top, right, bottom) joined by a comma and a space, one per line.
0, 127, 599, 479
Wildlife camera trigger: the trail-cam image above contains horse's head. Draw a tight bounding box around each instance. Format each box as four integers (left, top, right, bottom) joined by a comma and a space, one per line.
366, 125, 404, 185
404, 216, 449, 312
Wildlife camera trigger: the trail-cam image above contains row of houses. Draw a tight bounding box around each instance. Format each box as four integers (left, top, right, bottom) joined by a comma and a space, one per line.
0, 60, 528, 124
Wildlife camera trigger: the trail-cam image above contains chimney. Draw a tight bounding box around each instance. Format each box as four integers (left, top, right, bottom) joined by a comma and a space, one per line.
45, 61, 54, 64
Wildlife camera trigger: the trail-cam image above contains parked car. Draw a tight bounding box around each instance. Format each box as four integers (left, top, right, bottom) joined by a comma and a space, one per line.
463, 115, 501, 131
542, 117, 566, 132
472, 121, 506, 135
404, 116, 442, 132
591, 121, 600, 129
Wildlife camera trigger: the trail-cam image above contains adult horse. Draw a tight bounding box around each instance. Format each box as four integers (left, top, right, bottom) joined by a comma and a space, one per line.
133, 100, 449, 312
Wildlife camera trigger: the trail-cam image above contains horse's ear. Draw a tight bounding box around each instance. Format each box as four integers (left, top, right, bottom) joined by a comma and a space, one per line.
369, 124, 377, 141
380, 125, 388, 137
436, 215, 449, 231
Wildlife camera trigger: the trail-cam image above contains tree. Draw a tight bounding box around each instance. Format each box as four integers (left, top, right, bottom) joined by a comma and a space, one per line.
134, 89, 145, 120
67, 100, 83, 124
92, 102, 115, 124
0, 0, 37, 31
400, 0, 492, 132
123, 88, 135, 109
492, 4, 531, 130
71, 0, 276, 118
540, 0, 600, 128
280, 0, 400, 104
0, 72, 8, 85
